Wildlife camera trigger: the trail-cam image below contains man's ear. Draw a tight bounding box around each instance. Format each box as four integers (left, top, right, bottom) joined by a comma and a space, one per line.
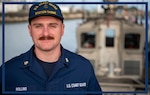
61, 24, 65, 36
28, 24, 32, 36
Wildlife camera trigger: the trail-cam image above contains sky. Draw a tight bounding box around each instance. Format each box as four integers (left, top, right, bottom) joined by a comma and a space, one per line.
35, 0, 150, 11
36, 0, 146, 2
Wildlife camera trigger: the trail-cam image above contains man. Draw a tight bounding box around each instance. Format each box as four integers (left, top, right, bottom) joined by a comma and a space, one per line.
0, 1, 102, 94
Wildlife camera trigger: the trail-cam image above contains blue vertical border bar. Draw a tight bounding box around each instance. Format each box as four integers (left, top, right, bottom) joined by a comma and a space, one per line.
2, 1, 148, 95
2, 2, 5, 94
145, 2, 149, 93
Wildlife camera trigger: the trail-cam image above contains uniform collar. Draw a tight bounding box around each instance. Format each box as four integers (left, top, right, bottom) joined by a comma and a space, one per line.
19, 45, 70, 69
60, 45, 70, 67
19, 45, 71, 80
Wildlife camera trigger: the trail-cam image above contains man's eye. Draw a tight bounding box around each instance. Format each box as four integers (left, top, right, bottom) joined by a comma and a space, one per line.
50, 25, 57, 28
35, 25, 42, 28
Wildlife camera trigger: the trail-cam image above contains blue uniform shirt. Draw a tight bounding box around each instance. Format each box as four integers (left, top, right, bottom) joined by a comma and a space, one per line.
1, 46, 102, 94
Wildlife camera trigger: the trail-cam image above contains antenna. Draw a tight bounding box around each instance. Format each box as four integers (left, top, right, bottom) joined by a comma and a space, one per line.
82, 0, 85, 22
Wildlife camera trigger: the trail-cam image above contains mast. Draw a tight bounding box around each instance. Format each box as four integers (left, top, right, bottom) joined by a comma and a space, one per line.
82, 0, 85, 22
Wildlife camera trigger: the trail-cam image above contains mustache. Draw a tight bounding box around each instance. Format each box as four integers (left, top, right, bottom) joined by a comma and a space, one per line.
39, 36, 54, 40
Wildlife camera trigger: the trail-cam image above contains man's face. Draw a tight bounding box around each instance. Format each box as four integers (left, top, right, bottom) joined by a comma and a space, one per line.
28, 16, 64, 52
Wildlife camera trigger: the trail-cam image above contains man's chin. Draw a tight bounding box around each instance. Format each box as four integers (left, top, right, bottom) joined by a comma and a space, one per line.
37, 46, 53, 51
41, 48, 52, 51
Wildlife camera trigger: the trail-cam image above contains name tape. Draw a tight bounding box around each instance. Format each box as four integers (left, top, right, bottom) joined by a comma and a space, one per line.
16, 87, 27, 91
66, 82, 86, 89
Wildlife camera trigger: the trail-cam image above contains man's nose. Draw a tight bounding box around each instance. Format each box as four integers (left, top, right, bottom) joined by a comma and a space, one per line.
43, 26, 49, 36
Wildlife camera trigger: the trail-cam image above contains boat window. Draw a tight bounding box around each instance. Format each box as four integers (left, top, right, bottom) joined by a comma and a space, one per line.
105, 29, 115, 47
81, 32, 95, 48
124, 33, 140, 49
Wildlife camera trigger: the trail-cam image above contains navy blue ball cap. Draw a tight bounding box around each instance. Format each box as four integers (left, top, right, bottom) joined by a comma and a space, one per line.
28, 1, 63, 23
